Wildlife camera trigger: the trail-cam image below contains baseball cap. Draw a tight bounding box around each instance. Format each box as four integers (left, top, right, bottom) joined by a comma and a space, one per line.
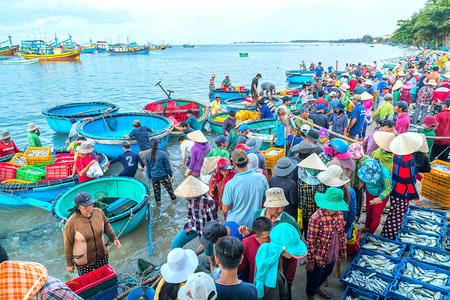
199, 221, 227, 246
215, 135, 228, 145
395, 101, 408, 111
384, 93, 393, 100
329, 91, 336, 97
256, 73, 262, 78
317, 104, 326, 111
217, 158, 233, 171
234, 143, 253, 154
443, 98, 450, 107
215, 94, 221, 99
239, 124, 249, 132
231, 149, 248, 164
382, 85, 389, 90
299, 106, 309, 113
300, 124, 311, 134
74, 192, 93, 207
177, 272, 217, 300
351, 94, 362, 101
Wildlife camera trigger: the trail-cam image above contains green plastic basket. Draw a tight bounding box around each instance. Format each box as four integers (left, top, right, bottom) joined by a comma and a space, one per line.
34, 158, 57, 170
16, 166, 45, 182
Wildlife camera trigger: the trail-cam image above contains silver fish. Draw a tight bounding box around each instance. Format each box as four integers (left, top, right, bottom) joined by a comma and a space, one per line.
362, 235, 402, 256
402, 262, 449, 287
412, 248, 450, 267
356, 254, 397, 275
343, 269, 389, 295
409, 209, 443, 223
395, 281, 444, 300
27, 150, 49, 156
432, 163, 450, 174
405, 220, 442, 236
11, 156, 26, 166
399, 231, 439, 248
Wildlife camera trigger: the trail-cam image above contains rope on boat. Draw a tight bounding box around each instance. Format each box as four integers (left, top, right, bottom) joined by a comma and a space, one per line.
116, 211, 136, 239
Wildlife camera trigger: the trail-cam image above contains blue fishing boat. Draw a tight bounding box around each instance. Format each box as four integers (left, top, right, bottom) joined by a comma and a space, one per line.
42, 102, 120, 134
76, 113, 172, 158
285, 70, 315, 84
209, 89, 250, 102
52, 177, 149, 237
2, 58, 39, 65
0, 35, 19, 56
109, 42, 149, 55
80, 46, 96, 53
225, 97, 282, 112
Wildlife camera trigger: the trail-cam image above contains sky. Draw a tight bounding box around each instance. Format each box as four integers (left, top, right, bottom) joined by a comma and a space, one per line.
0, 0, 427, 45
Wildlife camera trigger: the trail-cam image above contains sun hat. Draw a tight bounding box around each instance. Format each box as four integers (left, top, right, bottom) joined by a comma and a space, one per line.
246, 138, 262, 153
199, 221, 227, 246
0, 131, 11, 140
360, 92, 373, 101
77, 141, 95, 154
174, 176, 209, 198
263, 187, 289, 208
217, 157, 232, 171
358, 159, 382, 182
235, 120, 243, 129
212, 74, 215, 77
215, 94, 221, 99
178, 272, 217, 300
325, 138, 350, 159
215, 135, 228, 145
317, 165, 350, 187
187, 130, 208, 143
365, 80, 374, 86
348, 143, 364, 160
329, 91, 337, 97
315, 187, 349, 211
300, 124, 311, 134
440, 79, 449, 87
390, 132, 423, 155
231, 149, 248, 164
316, 104, 326, 111
133, 120, 141, 126
419, 133, 429, 154
373, 131, 395, 152
74, 192, 94, 207
27, 123, 38, 132
421, 115, 439, 126
305, 128, 320, 142
392, 81, 403, 91
397, 70, 406, 77
292, 140, 317, 154
403, 81, 416, 90
335, 81, 341, 87
336, 102, 346, 111
161, 248, 199, 284
297, 153, 327, 170
340, 83, 350, 91
272, 157, 297, 177
201, 156, 222, 175
303, 95, 315, 104
351, 94, 362, 101
234, 143, 253, 154
239, 124, 249, 132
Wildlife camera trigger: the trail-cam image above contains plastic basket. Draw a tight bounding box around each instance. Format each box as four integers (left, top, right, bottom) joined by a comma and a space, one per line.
24, 147, 53, 165
401, 217, 445, 237
45, 162, 73, 180
389, 276, 450, 300
397, 228, 442, 250
66, 265, 118, 299
351, 249, 401, 277
86, 283, 118, 300
341, 286, 379, 300
421, 160, 450, 206
16, 166, 45, 183
34, 158, 57, 170
1, 179, 32, 184
263, 148, 285, 169
360, 233, 406, 259
397, 258, 450, 288
408, 245, 450, 270
340, 265, 392, 297
9, 153, 27, 166
405, 205, 446, 224
0, 163, 20, 182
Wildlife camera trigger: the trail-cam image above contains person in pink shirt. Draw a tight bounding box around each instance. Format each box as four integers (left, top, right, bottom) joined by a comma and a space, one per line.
394, 101, 410, 134
433, 79, 450, 104
430, 99, 450, 162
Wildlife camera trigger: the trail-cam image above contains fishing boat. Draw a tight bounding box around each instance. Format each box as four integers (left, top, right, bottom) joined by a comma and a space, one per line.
148, 45, 167, 50
80, 45, 96, 53
76, 113, 172, 158
19, 35, 81, 61
246, 118, 276, 151
207, 112, 230, 134
42, 102, 120, 134
225, 97, 282, 112
183, 44, 195, 48
0, 35, 19, 56
109, 42, 150, 55
2, 58, 39, 65
209, 88, 250, 102
95, 41, 109, 52
52, 177, 149, 237
285, 70, 346, 84
139, 99, 207, 135
239, 52, 248, 57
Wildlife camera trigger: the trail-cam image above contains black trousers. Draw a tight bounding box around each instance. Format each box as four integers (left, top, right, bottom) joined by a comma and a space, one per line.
430, 144, 450, 162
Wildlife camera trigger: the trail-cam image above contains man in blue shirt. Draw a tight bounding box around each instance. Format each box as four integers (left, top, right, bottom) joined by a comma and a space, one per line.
258, 99, 274, 119
353, 81, 367, 95
271, 108, 289, 149
377, 76, 389, 93
103, 141, 145, 177
309, 104, 329, 129
185, 109, 200, 130
348, 95, 366, 140
314, 62, 324, 79
124, 120, 154, 160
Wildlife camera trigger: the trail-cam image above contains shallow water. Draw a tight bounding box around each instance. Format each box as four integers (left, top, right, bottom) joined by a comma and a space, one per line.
0, 43, 415, 281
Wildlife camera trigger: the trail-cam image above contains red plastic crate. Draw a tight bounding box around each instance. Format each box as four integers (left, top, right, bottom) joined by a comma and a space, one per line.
45, 162, 73, 180
0, 163, 20, 182
221, 87, 230, 91
55, 153, 75, 160
66, 265, 117, 298
240, 86, 245, 91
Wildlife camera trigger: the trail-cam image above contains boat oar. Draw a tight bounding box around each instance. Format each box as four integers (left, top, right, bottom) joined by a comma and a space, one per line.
72, 107, 111, 116
145, 174, 153, 256
155, 81, 174, 117
0, 191, 52, 211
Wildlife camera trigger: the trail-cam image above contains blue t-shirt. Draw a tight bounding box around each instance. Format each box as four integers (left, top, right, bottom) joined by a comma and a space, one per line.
224, 221, 245, 241
378, 81, 388, 92
328, 99, 339, 121
287, 135, 302, 157
275, 119, 287, 147
110, 150, 144, 177
215, 281, 257, 300
222, 170, 269, 227
349, 104, 366, 135
315, 66, 324, 78
331, 113, 348, 137
186, 115, 200, 130
259, 105, 274, 119
129, 126, 152, 151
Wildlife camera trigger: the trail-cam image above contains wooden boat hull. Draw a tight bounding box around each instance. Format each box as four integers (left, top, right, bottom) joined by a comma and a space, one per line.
207, 112, 230, 135
2, 58, 39, 65
77, 113, 172, 158
19, 49, 81, 61
52, 177, 149, 238
80, 46, 96, 53
225, 97, 282, 112
209, 89, 250, 102
0, 45, 19, 56
109, 48, 149, 55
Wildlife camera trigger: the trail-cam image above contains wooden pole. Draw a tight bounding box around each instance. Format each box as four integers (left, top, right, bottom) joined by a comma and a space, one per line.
336, 60, 338, 72
425, 136, 450, 140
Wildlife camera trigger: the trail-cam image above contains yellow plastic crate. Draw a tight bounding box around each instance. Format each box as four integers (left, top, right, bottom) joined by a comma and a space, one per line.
263, 148, 285, 170
421, 160, 450, 207
24, 147, 53, 166
9, 153, 27, 166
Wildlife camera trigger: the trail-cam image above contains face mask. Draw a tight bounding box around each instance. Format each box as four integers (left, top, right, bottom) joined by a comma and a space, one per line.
306, 168, 320, 176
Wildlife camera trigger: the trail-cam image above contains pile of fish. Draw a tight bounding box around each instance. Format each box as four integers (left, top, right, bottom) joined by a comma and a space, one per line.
27, 150, 49, 156
343, 268, 389, 295
404, 219, 442, 236
398, 231, 439, 248
265, 149, 283, 156
402, 262, 449, 286
362, 235, 403, 256
356, 253, 397, 275
394, 281, 445, 300
409, 209, 443, 223
411, 248, 450, 267
432, 163, 450, 174
23, 169, 43, 175
11, 156, 26, 166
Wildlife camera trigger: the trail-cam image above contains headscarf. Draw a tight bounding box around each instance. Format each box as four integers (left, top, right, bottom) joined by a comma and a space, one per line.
248, 153, 263, 174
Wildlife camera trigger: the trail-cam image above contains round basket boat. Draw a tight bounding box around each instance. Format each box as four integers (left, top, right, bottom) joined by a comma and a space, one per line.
246, 118, 276, 151
42, 102, 120, 134
207, 112, 230, 134
225, 97, 282, 112
77, 113, 172, 158
52, 177, 149, 238
209, 89, 250, 103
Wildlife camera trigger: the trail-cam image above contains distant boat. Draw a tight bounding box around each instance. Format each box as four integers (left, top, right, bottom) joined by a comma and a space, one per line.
19, 35, 81, 61
370, 45, 374, 48
0, 35, 19, 56
183, 44, 195, 48
80, 45, 96, 53
149, 45, 167, 50
109, 42, 150, 55
95, 41, 109, 52
2, 58, 39, 65
239, 52, 248, 57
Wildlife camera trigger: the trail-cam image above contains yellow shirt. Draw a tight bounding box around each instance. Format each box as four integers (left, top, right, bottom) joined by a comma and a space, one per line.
209, 100, 221, 115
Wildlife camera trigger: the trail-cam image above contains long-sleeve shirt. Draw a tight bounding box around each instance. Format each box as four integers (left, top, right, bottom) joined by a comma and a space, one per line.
180, 140, 194, 161
259, 104, 274, 119
362, 131, 379, 157
365, 163, 392, 199
189, 142, 211, 174
30, 276, 82, 300
222, 117, 236, 136
184, 194, 218, 235
395, 113, 410, 134
0, 140, 21, 157
269, 175, 298, 220
435, 110, 450, 145
309, 112, 329, 129
371, 101, 394, 121
342, 187, 357, 233
28, 131, 42, 147
391, 154, 418, 201
145, 149, 173, 180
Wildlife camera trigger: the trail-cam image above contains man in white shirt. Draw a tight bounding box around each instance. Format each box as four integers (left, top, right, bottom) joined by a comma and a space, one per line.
179, 136, 194, 168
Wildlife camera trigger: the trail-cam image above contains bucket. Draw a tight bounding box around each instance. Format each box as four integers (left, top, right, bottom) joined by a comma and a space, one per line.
127, 286, 156, 300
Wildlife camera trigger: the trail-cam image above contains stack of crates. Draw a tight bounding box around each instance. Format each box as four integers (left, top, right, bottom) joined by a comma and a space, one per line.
65, 265, 118, 300
263, 148, 285, 180
421, 160, 450, 207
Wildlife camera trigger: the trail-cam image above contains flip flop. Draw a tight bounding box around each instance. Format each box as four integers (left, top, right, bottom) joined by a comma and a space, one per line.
317, 289, 332, 299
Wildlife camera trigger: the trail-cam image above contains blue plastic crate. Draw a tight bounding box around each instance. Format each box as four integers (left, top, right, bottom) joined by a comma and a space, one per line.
397, 258, 450, 289
402, 217, 445, 237
351, 249, 401, 277
389, 276, 450, 300
341, 286, 379, 300
341, 265, 392, 297
86, 283, 118, 300
408, 245, 450, 270
360, 233, 406, 259
397, 228, 442, 250
406, 205, 446, 224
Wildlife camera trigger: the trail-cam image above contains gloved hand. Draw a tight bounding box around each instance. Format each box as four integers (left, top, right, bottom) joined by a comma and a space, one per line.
184, 169, 192, 177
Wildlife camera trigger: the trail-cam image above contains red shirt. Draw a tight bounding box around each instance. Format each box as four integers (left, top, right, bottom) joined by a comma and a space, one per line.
435, 110, 450, 145
238, 234, 260, 284
75, 154, 98, 183
315, 98, 329, 108
432, 87, 450, 103
0, 140, 21, 157
349, 80, 358, 92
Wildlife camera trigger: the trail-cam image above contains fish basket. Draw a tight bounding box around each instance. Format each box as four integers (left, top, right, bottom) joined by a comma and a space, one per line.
1, 179, 32, 184
351, 249, 401, 278
405, 205, 446, 224
397, 228, 442, 250
408, 245, 450, 270
421, 160, 450, 207
16, 166, 45, 183
388, 276, 450, 300
85, 283, 118, 300
8, 153, 27, 167
23, 147, 53, 166
401, 217, 445, 238
263, 148, 285, 169
33, 158, 57, 170
360, 233, 406, 259
0, 163, 20, 182
340, 265, 392, 297
66, 265, 118, 299
45, 162, 73, 181
341, 286, 379, 300
397, 258, 450, 289
54, 153, 75, 160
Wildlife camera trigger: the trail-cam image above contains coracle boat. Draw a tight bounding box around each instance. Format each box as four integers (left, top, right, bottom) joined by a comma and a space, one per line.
209, 88, 250, 103
225, 97, 282, 112
19, 35, 81, 61
239, 52, 248, 57
0, 35, 19, 56
2, 58, 39, 65
77, 113, 172, 158
139, 99, 207, 135
285, 70, 346, 84
207, 110, 262, 135
246, 118, 277, 151
42, 102, 120, 134
52, 177, 149, 237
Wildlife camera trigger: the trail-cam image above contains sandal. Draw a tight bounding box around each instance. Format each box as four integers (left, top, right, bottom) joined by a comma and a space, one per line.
317, 289, 332, 299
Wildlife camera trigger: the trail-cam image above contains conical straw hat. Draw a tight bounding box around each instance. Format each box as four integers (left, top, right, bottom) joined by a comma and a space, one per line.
373, 131, 395, 152
392, 80, 403, 91
200, 156, 222, 175
360, 92, 373, 101
187, 130, 207, 143
297, 153, 326, 171
174, 176, 210, 198
419, 133, 429, 154
390, 132, 423, 155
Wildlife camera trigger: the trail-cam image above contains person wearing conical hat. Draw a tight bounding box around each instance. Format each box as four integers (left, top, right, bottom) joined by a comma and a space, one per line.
371, 130, 396, 174
27, 123, 42, 147
392, 80, 403, 103
381, 132, 422, 240
185, 130, 210, 178
0, 131, 21, 158
172, 176, 218, 271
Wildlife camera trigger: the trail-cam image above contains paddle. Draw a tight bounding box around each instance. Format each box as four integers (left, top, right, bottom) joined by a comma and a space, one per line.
145, 174, 153, 256
0, 192, 52, 211
72, 107, 111, 116
155, 81, 174, 117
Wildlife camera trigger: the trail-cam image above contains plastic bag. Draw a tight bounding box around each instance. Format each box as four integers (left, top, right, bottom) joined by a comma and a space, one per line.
87, 161, 103, 178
